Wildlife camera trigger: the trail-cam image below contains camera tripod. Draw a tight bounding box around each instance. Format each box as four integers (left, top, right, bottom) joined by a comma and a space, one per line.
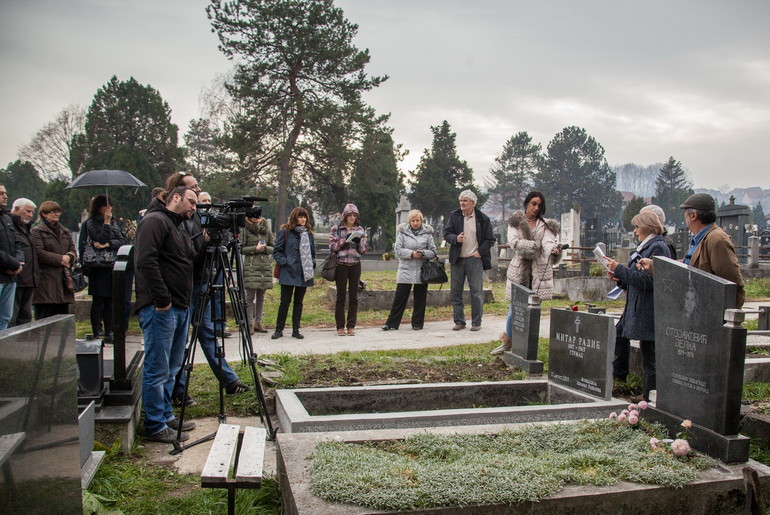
170, 228, 275, 455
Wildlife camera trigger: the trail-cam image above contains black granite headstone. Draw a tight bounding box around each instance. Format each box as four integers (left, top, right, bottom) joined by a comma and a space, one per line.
502, 283, 543, 374
0, 315, 82, 512
548, 308, 615, 400
653, 257, 743, 435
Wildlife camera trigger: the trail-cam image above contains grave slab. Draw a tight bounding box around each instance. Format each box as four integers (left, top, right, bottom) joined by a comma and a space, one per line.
548, 308, 615, 400
501, 283, 543, 374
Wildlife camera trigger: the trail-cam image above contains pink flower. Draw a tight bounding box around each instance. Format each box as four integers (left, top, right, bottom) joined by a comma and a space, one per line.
618, 413, 627, 422
609, 412, 617, 420
621, 410, 629, 416
638, 401, 649, 410
671, 439, 691, 456
649, 437, 660, 449
628, 403, 638, 411
681, 420, 693, 429
629, 410, 639, 417
628, 414, 639, 425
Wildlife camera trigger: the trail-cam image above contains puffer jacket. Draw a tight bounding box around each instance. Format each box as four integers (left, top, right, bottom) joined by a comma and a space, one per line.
394, 223, 437, 284
241, 218, 275, 290
506, 210, 561, 301
30, 220, 77, 305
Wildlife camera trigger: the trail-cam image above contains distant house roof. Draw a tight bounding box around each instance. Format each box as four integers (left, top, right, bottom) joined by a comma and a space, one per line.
619, 191, 652, 204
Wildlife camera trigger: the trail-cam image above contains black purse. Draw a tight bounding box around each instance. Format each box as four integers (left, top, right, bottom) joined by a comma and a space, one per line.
321, 252, 337, 281
63, 265, 88, 293
420, 258, 448, 284
81, 236, 117, 268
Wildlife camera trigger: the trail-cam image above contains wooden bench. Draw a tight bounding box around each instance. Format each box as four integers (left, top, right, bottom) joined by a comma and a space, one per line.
201, 424, 267, 515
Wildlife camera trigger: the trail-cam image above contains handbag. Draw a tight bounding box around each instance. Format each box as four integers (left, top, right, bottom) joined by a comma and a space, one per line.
82, 237, 117, 268
321, 252, 337, 281
273, 262, 281, 279
63, 265, 87, 293
420, 258, 448, 284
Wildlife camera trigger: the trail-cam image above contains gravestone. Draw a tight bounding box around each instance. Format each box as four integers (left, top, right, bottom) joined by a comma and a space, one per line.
548, 308, 615, 400
502, 283, 543, 374
646, 256, 749, 462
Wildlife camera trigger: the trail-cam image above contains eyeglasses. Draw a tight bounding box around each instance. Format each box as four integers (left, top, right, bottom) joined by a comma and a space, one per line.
45, 210, 62, 214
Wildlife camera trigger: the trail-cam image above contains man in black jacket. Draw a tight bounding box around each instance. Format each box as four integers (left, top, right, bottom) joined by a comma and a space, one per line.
444, 190, 495, 331
134, 186, 198, 443
0, 185, 24, 330
9, 198, 38, 326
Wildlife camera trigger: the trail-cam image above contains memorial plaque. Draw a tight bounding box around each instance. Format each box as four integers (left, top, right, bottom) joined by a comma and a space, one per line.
0, 316, 82, 512
654, 257, 743, 435
502, 283, 544, 374
548, 308, 615, 400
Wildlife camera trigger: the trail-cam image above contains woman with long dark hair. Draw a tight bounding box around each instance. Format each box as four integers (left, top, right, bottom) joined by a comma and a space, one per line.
79, 195, 125, 340
491, 191, 562, 355
328, 203, 367, 336
31, 201, 77, 319
271, 207, 315, 340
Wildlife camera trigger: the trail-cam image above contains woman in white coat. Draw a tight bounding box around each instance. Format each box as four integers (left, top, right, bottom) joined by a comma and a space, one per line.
491, 191, 562, 355
382, 210, 437, 331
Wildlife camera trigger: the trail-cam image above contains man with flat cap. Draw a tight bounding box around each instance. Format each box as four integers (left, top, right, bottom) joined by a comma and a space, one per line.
680, 193, 744, 307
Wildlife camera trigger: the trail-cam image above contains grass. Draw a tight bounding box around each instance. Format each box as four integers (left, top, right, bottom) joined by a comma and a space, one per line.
745, 277, 770, 300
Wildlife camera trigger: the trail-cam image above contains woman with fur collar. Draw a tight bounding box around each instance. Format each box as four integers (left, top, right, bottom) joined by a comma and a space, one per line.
491, 191, 562, 355
382, 210, 437, 331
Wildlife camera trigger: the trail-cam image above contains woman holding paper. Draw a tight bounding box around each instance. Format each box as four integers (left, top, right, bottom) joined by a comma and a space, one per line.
491, 191, 562, 355
603, 210, 671, 403
328, 203, 367, 336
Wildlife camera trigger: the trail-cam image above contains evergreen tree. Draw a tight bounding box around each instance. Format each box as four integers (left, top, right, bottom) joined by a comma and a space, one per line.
408, 121, 478, 224
70, 76, 182, 177
621, 195, 647, 231
487, 131, 541, 222
0, 160, 47, 207
753, 202, 766, 229
208, 0, 386, 222
653, 157, 694, 228
534, 126, 622, 224
349, 128, 403, 249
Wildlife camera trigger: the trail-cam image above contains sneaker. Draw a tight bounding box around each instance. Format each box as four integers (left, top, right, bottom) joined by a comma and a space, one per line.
172, 394, 197, 408
225, 380, 250, 395
146, 427, 189, 443
470, 325, 481, 332
167, 418, 196, 431
452, 324, 466, 331
346, 328, 355, 336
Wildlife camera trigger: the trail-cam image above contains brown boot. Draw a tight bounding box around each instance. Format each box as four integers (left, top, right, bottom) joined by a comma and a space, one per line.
490, 332, 512, 355
254, 323, 268, 334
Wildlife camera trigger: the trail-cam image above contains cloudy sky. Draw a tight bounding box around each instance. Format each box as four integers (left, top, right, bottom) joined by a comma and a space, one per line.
1, 0, 768, 191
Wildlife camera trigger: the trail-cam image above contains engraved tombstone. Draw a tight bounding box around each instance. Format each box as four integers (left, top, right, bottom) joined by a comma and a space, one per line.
548, 308, 615, 400
502, 283, 543, 374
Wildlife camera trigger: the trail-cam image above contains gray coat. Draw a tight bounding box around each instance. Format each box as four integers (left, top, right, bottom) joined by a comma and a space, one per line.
394, 223, 437, 284
241, 218, 274, 290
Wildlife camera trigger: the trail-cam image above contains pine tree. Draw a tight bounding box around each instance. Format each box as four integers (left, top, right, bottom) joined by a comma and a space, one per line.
408, 121, 478, 224
753, 202, 766, 229
487, 132, 541, 222
653, 157, 694, 228
621, 196, 647, 232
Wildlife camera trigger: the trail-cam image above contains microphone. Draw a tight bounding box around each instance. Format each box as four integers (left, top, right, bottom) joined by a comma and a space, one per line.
557, 243, 570, 251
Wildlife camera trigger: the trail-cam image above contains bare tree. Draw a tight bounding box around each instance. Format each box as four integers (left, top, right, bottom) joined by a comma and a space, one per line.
18, 105, 85, 181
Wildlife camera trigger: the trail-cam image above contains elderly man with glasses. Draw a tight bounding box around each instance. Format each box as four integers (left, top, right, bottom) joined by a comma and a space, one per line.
134, 186, 198, 443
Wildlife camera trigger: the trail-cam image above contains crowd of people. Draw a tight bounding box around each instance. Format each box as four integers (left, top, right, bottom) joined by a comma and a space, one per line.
0, 176, 745, 442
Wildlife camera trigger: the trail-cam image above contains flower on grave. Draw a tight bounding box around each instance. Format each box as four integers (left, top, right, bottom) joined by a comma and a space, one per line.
671, 439, 691, 456
628, 414, 639, 425
618, 413, 627, 422
628, 403, 638, 411
608, 412, 617, 420
649, 437, 660, 449
681, 420, 692, 429
638, 400, 649, 410
621, 410, 629, 416
629, 410, 639, 418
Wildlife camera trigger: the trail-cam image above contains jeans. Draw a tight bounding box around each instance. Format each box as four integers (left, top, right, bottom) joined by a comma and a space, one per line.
450, 256, 484, 327
173, 282, 239, 398
0, 282, 17, 330
275, 285, 307, 331
385, 283, 428, 329
139, 305, 190, 435
334, 262, 361, 330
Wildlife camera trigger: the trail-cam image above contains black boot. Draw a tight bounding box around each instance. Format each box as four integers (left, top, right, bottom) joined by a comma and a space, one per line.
271, 329, 283, 339
291, 329, 304, 339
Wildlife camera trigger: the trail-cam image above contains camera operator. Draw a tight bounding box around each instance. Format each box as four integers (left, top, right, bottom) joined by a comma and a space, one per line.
164, 173, 249, 408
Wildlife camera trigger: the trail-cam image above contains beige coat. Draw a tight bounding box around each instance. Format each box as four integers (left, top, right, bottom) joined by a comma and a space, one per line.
506, 210, 561, 301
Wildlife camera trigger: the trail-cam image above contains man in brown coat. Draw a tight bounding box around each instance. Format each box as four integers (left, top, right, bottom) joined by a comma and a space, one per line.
680, 193, 745, 307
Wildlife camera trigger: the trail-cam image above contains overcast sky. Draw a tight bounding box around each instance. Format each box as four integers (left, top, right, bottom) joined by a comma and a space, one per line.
1, 0, 768, 191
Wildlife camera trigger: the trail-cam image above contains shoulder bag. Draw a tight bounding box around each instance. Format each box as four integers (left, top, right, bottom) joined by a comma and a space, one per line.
63, 265, 88, 293
420, 258, 448, 284
81, 230, 117, 268
321, 252, 337, 281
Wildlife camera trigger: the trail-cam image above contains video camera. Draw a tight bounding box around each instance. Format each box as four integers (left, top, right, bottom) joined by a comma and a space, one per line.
198, 196, 267, 232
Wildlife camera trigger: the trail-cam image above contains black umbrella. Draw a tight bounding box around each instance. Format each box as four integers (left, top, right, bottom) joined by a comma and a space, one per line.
66, 169, 147, 203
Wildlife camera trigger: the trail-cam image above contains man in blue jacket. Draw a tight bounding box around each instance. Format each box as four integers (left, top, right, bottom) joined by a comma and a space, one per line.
444, 190, 495, 331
